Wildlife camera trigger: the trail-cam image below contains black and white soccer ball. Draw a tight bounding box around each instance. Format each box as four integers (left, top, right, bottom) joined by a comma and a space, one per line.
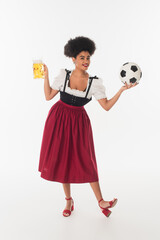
119, 62, 142, 85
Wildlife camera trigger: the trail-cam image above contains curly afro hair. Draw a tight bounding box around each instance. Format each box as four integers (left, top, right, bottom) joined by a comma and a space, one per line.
64, 36, 96, 58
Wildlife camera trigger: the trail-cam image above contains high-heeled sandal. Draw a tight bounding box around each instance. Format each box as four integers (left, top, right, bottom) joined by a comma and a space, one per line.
98, 198, 118, 217
62, 197, 74, 217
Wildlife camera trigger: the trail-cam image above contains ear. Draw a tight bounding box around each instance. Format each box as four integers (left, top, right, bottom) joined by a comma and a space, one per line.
72, 57, 76, 63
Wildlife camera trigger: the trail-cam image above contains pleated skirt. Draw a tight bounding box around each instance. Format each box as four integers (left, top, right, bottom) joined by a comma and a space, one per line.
38, 99, 99, 183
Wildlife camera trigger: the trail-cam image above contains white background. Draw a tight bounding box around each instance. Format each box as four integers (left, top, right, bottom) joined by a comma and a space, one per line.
0, 0, 160, 239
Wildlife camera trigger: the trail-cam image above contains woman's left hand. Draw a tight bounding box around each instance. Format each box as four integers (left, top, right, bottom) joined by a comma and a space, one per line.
120, 82, 138, 92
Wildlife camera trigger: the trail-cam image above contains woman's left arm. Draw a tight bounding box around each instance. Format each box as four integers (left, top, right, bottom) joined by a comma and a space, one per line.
98, 82, 138, 111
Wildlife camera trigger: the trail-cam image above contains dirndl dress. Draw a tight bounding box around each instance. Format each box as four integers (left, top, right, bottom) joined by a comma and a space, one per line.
38, 69, 99, 183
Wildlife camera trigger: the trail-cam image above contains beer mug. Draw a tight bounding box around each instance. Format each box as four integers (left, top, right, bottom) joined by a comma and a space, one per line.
33, 60, 44, 79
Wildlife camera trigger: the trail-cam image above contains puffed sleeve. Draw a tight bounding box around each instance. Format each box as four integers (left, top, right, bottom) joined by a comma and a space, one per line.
51, 68, 66, 90
92, 77, 107, 100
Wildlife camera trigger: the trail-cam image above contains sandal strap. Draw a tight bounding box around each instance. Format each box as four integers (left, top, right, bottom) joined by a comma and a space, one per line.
63, 209, 71, 214
98, 198, 103, 203
109, 200, 113, 207
108, 198, 117, 207
65, 197, 72, 200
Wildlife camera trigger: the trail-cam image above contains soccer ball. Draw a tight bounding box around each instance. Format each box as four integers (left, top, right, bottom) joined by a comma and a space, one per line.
119, 62, 142, 85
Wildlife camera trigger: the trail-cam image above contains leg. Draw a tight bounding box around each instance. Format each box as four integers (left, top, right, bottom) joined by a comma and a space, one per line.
89, 181, 112, 208
89, 181, 103, 201
62, 183, 71, 198
62, 183, 73, 216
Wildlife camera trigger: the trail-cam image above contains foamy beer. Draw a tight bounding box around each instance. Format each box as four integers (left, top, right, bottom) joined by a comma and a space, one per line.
33, 60, 44, 79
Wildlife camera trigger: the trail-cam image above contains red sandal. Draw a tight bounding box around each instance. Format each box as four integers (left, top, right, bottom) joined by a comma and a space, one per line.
98, 198, 118, 217
63, 197, 74, 217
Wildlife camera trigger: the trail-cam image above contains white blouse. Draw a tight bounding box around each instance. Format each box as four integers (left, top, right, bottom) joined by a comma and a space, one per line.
51, 68, 107, 100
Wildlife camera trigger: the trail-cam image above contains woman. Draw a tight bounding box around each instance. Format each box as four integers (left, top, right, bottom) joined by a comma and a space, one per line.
38, 36, 137, 217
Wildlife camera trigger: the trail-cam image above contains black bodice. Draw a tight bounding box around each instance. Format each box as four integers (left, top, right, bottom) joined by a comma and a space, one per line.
60, 69, 98, 107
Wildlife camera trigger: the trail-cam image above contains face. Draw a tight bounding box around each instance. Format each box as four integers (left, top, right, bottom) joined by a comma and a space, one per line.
72, 51, 91, 71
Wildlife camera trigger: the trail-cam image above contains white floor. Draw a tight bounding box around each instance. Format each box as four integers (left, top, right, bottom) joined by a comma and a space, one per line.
1, 169, 160, 240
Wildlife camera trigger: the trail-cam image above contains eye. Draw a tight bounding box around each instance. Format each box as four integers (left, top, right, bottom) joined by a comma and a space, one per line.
80, 57, 90, 60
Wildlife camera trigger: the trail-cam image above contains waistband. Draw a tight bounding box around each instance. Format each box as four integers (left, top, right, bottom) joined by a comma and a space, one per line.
58, 99, 84, 110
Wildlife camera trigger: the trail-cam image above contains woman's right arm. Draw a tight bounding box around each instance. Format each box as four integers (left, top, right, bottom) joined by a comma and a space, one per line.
44, 64, 59, 101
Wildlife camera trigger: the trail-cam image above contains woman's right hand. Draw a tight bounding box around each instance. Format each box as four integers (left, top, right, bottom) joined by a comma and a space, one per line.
43, 64, 49, 78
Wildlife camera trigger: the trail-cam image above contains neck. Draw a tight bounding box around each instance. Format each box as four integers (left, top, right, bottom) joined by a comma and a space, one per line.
73, 67, 87, 76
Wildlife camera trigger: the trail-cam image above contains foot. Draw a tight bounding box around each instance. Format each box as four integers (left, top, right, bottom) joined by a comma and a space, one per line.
63, 199, 73, 216
99, 198, 117, 209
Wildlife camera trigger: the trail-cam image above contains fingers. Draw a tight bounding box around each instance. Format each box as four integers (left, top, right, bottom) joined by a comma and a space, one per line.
43, 64, 48, 71
125, 82, 130, 88
125, 82, 138, 89
124, 82, 138, 91
131, 82, 138, 87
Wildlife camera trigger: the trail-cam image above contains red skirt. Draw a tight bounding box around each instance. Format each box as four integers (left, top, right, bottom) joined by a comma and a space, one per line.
38, 99, 99, 183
